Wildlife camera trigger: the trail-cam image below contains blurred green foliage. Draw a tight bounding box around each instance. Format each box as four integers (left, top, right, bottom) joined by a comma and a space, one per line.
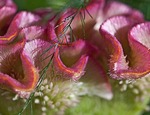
13, 0, 88, 12
14, 0, 150, 20
65, 89, 148, 115
119, 0, 150, 20
13, 0, 48, 10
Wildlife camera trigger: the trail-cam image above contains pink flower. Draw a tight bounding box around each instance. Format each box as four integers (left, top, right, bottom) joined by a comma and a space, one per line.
0, 0, 17, 35
53, 0, 145, 99
0, 10, 41, 97
0, 0, 88, 98
0, 0, 148, 101
100, 16, 150, 80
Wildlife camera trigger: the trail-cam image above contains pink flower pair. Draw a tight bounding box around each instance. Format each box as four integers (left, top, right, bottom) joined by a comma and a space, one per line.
0, 0, 150, 99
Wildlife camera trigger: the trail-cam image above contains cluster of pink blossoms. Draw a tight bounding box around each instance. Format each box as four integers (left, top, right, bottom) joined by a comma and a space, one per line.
0, 0, 150, 113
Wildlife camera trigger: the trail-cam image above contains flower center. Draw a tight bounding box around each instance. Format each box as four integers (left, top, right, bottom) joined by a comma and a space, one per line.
0, 53, 24, 81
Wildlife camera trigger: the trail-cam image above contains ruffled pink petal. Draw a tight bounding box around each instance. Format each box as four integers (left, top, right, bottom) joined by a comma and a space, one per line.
95, 1, 144, 30
73, 0, 104, 36
0, 0, 17, 32
0, 11, 41, 44
19, 51, 39, 91
73, 0, 104, 26
100, 16, 134, 69
130, 22, 150, 49
0, 53, 39, 96
123, 22, 150, 78
100, 16, 146, 79
78, 0, 104, 23
47, 23, 58, 43
20, 25, 55, 71
54, 14, 71, 43
100, 16, 133, 77
53, 0, 103, 43
104, 1, 143, 20
23, 38, 54, 70
71, 41, 112, 99
0, 39, 39, 97
54, 0, 104, 41
53, 40, 88, 81
59, 40, 86, 65
21, 26, 45, 41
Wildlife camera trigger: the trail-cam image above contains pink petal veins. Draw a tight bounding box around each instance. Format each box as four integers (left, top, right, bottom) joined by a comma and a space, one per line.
0, 11, 41, 44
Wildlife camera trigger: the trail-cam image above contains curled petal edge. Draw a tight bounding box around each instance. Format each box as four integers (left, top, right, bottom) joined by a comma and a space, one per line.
54, 48, 88, 81
100, 16, 150, 80
0, 11, 41, 44
0, 51, 39, 98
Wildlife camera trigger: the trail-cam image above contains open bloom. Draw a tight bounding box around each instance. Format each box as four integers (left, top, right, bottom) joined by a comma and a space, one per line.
100, 16, 150, 79
0, 1, 89, 114
0, 10, 42, 97
0, 0, 146, 99
54, 0, 145, 99
0, 12, 88, 115
0, 0, 150, 114
0, 0, 44, 97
